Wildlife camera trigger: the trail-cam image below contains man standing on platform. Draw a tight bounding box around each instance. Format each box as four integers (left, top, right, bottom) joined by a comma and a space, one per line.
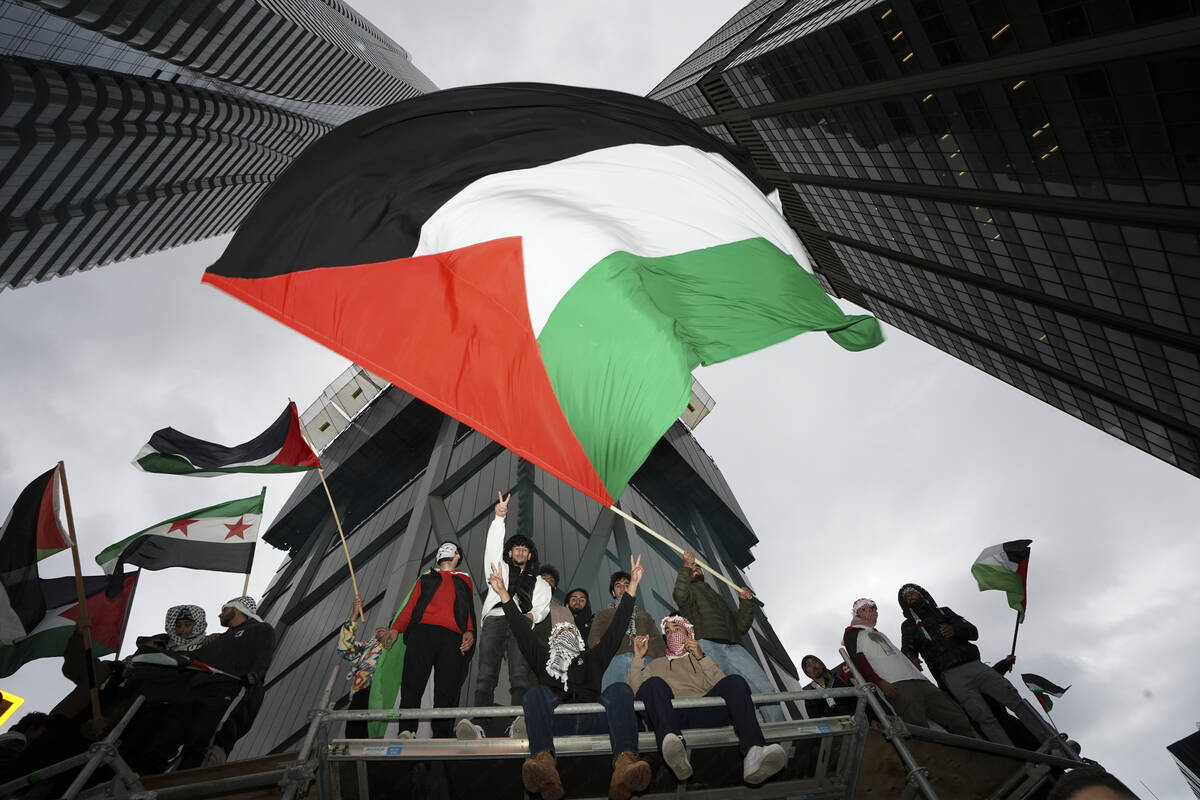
674, 549, 782, 721
458, 493, 549, 739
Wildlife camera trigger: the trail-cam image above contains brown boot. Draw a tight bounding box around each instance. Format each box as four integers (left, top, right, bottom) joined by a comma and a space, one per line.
522, 750, 564, 800
609, 750, 651, 800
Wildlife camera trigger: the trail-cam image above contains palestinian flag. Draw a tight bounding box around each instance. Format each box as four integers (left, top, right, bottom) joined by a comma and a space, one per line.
1, 467, 72, 644
0, 573, 137, 678
96, 490, 264, 589
971, 539, 1031, 621
1021, 673, 1069, 713
134, 402, 320, 476
203, 83, 884, 505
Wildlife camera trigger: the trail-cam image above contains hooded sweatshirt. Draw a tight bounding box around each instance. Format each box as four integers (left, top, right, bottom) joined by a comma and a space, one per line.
565, 587, 594, 641
897, 583, 980, 678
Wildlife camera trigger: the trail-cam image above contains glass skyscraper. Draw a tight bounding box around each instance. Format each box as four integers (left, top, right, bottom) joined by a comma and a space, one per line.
0, 0, 436, 290
650, 0, 1200, 478
232, 371, 800, 757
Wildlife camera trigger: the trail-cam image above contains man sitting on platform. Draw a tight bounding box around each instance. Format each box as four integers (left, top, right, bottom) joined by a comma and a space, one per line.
588, 569, 664, 690
489, 554, 652, 800
627, 614, 787, 785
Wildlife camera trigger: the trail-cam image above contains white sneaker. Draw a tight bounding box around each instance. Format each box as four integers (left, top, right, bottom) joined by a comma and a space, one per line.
661, 733, 692, 781
743, 743, 786, 784
396, 730, 415, 740
455, 718, 485, 740
510, 715, 527, 739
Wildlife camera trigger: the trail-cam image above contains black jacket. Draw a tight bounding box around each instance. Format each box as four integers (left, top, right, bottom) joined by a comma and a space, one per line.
503, 593, 633, 703
898, 583, 980, 678
190, 620, 275, 685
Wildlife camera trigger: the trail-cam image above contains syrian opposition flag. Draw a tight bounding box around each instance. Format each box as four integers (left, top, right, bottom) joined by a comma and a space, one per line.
971, 539, 1031, 621
1, 467, 73, 645
134, 402, 320, 476
1021, 673, 1069, 713
203, 83, 884, 505
0, 573, 138, 678
96, 490, 264, 590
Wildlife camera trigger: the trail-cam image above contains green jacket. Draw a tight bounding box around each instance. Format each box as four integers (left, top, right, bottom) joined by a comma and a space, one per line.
672, 566, 756, 643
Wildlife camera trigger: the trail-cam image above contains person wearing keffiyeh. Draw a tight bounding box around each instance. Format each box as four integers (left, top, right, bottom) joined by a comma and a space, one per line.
626, 614, 786, 785
587, 570, 665, 691
489, 554, 652, 800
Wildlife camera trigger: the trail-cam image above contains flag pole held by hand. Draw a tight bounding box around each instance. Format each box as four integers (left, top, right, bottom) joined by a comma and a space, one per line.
608, 504, 747, 594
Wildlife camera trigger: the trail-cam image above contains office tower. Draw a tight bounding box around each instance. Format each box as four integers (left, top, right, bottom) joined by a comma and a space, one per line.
231, 368, 798, 756
650, 0, 1200, 477
0, 0, 436, 289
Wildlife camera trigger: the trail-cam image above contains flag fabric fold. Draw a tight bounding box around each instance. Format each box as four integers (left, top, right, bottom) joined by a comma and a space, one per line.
96, 491, 264, 590
0, 573, 138, 678
203, 83, 884, 505
134, 402, 320, 476
1, 467, 73, 644
971, 539, 1031, 621
1021, 672, 1069, 713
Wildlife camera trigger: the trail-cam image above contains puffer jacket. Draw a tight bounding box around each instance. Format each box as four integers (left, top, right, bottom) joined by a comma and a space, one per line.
898, 583, 980, 677
672, 566, 755, 643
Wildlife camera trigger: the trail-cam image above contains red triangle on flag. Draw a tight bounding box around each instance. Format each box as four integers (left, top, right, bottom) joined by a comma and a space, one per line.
60, 573, 138, 651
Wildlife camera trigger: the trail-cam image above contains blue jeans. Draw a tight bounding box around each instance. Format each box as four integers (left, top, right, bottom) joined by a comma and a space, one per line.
700, 640, 784, 722
601, 652, 634, 691
523, 683, 638, 761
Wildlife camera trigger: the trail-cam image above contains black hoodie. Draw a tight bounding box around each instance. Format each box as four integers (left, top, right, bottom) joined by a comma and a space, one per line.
898, 583, 980, 677
502, 534, 540, 613
565, 586, 594, 642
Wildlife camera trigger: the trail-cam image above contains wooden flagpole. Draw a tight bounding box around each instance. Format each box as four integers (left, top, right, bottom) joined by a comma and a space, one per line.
240, 486, 264, 598
56, 461, 103, 724
608, 504, 743, 592
290, 398, 362, 620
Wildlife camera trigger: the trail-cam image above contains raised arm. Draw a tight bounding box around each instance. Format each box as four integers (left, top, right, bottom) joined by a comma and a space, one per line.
482, 493, 511, 576
489, 561, 543, 674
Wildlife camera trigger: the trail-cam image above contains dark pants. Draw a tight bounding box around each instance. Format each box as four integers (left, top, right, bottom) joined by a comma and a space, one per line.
346, 686, 371, 739
636, 675, 766, 755
523, 683, 638, 762
472, 614, 534, 733
178, 681, 240, 769
399, 624, 469, 738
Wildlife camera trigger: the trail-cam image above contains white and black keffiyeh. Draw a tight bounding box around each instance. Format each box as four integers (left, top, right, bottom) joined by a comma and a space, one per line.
545, 622, 584, 691
164, 604, 207, 651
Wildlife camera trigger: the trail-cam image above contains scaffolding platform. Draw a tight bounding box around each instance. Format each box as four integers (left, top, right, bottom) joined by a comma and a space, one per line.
5, 661, 1088, 800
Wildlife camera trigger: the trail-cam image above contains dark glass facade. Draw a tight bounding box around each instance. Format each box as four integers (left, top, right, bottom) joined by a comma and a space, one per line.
232, 384, 800, 758
0, 0, 436, 290
649, 0, 1200, 477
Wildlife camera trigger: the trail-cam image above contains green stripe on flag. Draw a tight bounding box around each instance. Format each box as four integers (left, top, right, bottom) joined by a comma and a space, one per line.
971, 563, 1025, 614
537, 237, 883, 499
136, 453, 312, 475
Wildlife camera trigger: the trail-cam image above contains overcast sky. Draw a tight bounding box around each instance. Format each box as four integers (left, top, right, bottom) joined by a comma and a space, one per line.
2, 2, 1197, 796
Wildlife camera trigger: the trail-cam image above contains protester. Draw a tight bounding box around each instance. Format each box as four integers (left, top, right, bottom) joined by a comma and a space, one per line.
460, 493, 549, 739
588, 570, 664, 690
131, 604, 207, 654
673, 549, 782, 721
801, 655, 857, 719
0, 712, 49, 774
182, 595, 276, 767
842, 598, 974, 736
380, 541, 476, 739
490, 554, 652, 800
627, 614, 786, 785
565, 586, 593, 642
898, 583, 1046, 747
1046, 767, 1138, 800
531, 565, 573, 642
336, 595, 389, 738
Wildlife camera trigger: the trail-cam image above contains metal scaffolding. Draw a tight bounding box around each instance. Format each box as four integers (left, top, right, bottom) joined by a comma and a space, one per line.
3, 662, 1089, 800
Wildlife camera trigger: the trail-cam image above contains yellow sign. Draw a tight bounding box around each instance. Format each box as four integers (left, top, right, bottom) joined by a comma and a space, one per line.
0, 690, 25, 727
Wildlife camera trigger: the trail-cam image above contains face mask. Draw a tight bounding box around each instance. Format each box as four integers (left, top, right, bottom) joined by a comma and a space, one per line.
665, 631, 687, 657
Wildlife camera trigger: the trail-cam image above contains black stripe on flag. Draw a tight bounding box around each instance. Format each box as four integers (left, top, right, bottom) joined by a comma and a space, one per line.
1003, 540, 1032, 563
207, 83, 771, 281
146, 404, 293, 470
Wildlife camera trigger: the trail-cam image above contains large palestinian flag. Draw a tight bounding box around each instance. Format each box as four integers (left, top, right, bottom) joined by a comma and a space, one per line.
204, 84, 884, 505
96, 490, 263, 590
134, 402, 320, 476
0, 573, 138, 678
971, 539, 1032, 621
